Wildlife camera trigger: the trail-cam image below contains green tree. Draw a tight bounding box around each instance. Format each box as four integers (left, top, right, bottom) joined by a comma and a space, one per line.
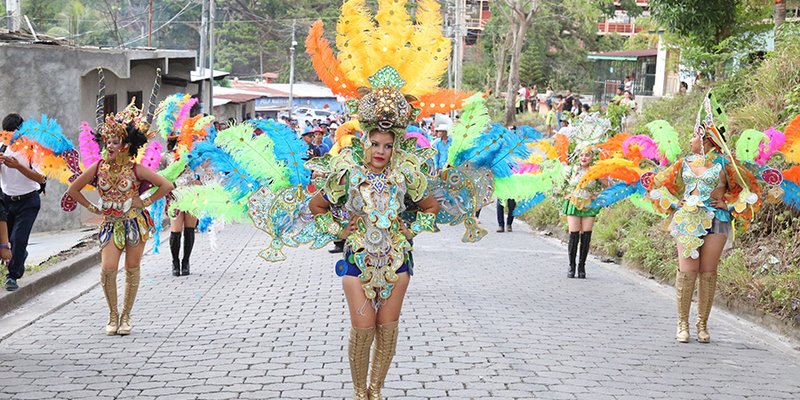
45, 1, 105, 44
597, 34, 627, 52
20, 0, 71, 35
649, 0, 772, 79
519, 40, 548, 87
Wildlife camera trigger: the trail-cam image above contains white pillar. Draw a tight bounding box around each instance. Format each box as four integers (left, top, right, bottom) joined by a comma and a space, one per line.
6, 0, 21, 32
653, 35, 668, 97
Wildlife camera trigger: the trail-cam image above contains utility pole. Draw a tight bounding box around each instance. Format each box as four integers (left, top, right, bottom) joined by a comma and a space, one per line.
198, 0, 208, 112
148, 0, 153, 47
6, 0, 20, 32
199, 0, 208, 70
445, 2, 453, 90
453, 0, 465, 92
289, 19, 297, 117
208, 0, 215, 116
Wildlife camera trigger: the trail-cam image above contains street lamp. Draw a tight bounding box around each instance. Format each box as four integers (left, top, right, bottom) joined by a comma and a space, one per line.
289, 19, 297, 118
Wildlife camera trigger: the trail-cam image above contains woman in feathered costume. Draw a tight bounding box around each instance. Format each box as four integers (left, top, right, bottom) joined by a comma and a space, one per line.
66, 70, 174, 336
556, 115, 613, 279
561, 148, 606, 278
155, 94, 208, 277
302, 1, 471, 398
649, 92, 761, 343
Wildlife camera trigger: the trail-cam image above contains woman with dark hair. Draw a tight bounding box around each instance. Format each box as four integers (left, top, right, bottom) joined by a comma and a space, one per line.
649, 92, 761, 343
561, 149, 604, 278
165, 134, 199, 277
308, 126, 440, 399
67, 103, 173, 336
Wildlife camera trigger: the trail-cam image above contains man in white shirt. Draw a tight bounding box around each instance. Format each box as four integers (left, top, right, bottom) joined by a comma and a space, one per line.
1, 114, 46, 292
557, 117, 575, 138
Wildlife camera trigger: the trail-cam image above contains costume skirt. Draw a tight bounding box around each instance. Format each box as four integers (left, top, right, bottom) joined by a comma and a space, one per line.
99, 209, 154, 250
562, 201, 600, 217
336, 250, 413, 277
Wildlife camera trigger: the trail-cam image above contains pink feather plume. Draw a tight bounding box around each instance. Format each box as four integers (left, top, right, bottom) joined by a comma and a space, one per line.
755, 127, 785, 165
78, 121, 102, 167
173, 97, 199, 132
623, 135, 666, 164
141, 141, 163, 171
513, 163, 540, 174
405, 131, 431, 148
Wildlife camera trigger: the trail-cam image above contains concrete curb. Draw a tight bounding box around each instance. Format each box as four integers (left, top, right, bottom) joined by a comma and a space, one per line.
0, 225, 171, 320
0, 248, 100, 318
527, 221, 800, 344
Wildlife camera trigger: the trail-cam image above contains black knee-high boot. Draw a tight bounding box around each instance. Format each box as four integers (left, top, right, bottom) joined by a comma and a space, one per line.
578, 231, 592, 279
567, 231, 580, 278
182, 227, 195, 276
169, 232, 181, 276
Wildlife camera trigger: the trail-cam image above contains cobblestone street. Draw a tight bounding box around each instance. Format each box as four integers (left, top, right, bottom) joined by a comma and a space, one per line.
1, 220, 799, 399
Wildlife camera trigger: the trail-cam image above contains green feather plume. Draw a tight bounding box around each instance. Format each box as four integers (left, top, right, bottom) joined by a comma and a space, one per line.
159, 154, 188, 182
494, 161, 563, 201
214, 124, 290, 190
628, 193, 662, 215
646, 120, 681, 162
736, 129, 767, 163
170, 183, 249, 222
448, 93, 490, 167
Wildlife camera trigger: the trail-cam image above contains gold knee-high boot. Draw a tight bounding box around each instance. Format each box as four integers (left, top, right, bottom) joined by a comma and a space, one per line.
368, 321, 399, 400
117, 267, 140, 336
696, 271, 718, 343
675, 270, 697, 343
100, 268, 119, 336
349, 326, 375, 400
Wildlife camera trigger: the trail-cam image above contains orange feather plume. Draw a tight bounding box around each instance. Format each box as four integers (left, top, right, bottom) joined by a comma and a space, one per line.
0, 131, 12, 146
554, 134, 569, 163
783, 165, 800, 184
414, 89, 474, 119
577, 159, 641, 189
5, 137, 73, 184
592, 133, 631, 160
9, 137, 53, 164
306, 21, 360, 99
177, 115, 208, 151
781, 114, 800, 163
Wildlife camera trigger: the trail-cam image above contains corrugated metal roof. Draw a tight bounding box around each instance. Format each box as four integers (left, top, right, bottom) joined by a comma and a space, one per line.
588, 48, 658, 61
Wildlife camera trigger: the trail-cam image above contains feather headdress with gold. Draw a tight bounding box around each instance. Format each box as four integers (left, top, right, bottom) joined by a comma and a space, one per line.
305, 0, 471, 122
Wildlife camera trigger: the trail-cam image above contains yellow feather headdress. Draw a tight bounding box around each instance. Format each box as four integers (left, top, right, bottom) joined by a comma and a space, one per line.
305, 0, 471, 121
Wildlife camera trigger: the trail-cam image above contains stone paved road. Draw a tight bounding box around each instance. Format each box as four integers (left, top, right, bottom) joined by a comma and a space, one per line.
1, 217, 799, 400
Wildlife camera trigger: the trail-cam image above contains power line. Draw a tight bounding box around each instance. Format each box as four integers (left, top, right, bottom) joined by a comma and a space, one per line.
122, 1, 197, 46
24, 16, 342, 24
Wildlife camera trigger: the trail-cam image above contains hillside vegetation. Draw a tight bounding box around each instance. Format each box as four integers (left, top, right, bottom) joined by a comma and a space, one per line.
521, 30, 800, 331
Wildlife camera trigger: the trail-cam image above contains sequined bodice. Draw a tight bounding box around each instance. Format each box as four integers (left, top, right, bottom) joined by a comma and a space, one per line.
567, 166, 585, 188
346, 168, 408, 223
342, 166, 411, 300
97, 160, 140, 221
681, 161, 722, 203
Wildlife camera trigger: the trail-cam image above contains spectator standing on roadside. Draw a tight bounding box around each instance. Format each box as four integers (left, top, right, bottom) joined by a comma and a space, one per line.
1, 114, 46, 292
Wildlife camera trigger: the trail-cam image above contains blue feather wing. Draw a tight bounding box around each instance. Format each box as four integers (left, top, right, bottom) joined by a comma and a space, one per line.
456, 124, 507, 172
148, 198, 166, 254
513, 193, 546, 216
197, 216, 214, 233
457, 124, 533, 178
590, 182, 637, 208
250, 119, 310, 187
189, 141, 262, 199
781, 180, 800, 209
15, 115, 74, 154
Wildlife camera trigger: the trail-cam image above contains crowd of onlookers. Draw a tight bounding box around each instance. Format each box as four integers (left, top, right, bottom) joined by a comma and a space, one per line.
515, 84, 593, 136
514, 75, 652, 135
